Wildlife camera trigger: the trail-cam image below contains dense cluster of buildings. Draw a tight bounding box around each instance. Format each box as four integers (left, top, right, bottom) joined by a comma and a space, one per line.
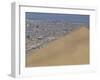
26, 19, 88, 54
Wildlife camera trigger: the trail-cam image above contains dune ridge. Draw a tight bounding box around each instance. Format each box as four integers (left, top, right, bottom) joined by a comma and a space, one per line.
26, 27, 89, 67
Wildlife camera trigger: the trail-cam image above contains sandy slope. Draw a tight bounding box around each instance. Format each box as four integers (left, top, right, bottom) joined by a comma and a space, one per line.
26, 27, 89, 67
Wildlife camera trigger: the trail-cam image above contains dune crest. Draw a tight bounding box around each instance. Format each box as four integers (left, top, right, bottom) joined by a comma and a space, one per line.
26, 27, 89, 67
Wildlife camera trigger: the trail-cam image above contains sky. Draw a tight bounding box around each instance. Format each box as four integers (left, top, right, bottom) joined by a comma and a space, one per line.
26, 12, 89, 24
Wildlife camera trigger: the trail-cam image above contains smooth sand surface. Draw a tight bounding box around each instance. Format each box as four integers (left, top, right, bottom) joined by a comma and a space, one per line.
26, 27, 89, 67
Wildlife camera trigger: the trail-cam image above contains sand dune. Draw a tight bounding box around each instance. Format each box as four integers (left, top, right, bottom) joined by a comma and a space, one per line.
26, 27, 89, 67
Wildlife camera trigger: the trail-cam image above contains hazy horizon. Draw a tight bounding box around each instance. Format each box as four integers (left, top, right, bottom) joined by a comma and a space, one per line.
26, 12, 89, 24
